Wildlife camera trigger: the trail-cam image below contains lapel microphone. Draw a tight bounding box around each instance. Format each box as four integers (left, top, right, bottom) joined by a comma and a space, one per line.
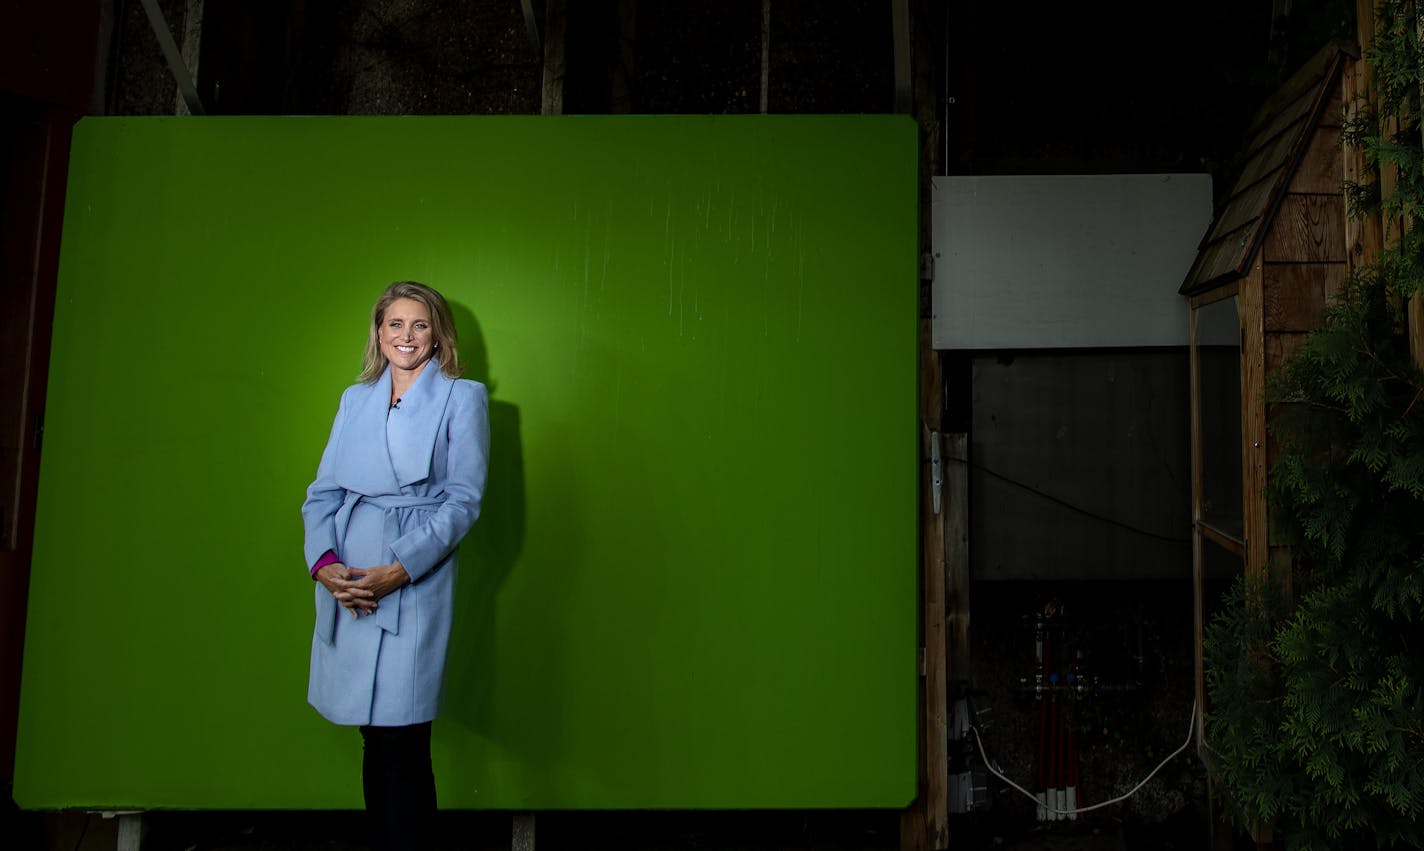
391, 397, 401, 410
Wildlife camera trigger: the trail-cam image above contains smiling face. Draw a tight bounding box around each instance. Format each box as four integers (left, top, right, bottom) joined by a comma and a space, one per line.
378, 297, 436, 376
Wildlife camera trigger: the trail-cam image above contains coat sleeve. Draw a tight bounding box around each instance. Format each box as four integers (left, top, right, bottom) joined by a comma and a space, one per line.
390, 381, 490, 582
301, 387, 353, 569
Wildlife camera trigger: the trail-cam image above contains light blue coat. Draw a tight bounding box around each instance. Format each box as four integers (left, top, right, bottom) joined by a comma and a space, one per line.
302, 363, 489, 726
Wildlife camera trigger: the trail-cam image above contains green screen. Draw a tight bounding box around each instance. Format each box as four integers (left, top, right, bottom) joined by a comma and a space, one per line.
15, 115, 917, 810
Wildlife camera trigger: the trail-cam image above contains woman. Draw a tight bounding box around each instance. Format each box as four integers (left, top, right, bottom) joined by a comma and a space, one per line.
301, 281, 489, 851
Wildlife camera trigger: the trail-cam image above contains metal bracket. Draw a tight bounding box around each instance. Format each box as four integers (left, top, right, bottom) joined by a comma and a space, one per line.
930, 431, 942, 514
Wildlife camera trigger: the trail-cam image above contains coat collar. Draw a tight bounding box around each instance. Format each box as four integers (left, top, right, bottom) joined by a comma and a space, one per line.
387, 361, 456, 486
334, 362, 456, 494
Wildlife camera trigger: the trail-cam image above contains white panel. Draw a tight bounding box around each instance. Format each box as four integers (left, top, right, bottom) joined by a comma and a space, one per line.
932, 174, 1214, 349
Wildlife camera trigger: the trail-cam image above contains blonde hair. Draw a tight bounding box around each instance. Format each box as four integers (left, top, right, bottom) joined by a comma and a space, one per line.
358, 281, 462, 383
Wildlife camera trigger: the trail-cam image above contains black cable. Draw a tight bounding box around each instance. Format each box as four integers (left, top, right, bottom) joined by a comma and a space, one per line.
73, 813, 90, 851
952, 456, 1192, 545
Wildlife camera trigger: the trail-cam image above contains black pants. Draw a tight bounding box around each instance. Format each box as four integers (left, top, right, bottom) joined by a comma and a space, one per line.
360, 722, 436, 851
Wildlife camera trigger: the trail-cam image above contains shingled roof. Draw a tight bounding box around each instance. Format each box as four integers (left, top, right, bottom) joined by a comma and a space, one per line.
1180, 40, 1356, 296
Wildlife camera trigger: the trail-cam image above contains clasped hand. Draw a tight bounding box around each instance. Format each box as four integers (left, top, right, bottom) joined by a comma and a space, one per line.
315, 562, 412, 618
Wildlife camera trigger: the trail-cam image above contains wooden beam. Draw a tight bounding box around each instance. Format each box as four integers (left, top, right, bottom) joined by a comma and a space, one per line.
116, 813, 145, 851
1351, 7, 1424, 370
912, 0, 940, 177
903, 1, 948, 844
136, 0, 204, 115
760, 0, 771, 114
923, 428, 948, 849
173, 0, 203, 116
903, 403, 949, 850
892, 0, 911, 113
1342, 57, 1384, 271
1414, 5, 1424, 369
512, 813, 535, 851
1239, 259, 1269, 583
611, 0, 636, 114
945, 434, 969, 683
1357, 0, 1377, 77
1189, 281, 1240, 309
520, 0, 541, 56
540, 0, 566, 116
1238, 261, 1275, 850
1199, 522, 1246, 559
1189, 304, 1206, 745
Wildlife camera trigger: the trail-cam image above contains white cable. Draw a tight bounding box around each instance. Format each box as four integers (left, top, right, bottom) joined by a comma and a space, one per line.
969, 700, 1198, 816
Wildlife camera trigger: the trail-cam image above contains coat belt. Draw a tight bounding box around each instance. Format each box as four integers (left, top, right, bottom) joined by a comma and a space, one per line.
330, 492, 445, 637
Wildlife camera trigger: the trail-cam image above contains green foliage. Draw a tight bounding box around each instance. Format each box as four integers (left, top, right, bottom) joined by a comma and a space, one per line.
1206, 267, 1424, 850
1205, 4, 1424, 847
1342, 0, 1424, 298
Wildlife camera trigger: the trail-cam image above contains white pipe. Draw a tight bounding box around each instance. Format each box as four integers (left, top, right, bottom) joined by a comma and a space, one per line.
975, 700, 1198, 817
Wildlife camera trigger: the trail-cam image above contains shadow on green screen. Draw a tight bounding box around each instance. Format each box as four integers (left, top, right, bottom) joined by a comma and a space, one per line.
440, 300, 544, 795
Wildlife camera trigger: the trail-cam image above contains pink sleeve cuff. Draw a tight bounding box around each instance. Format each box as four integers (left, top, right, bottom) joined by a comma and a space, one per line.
311, 549, 339, 579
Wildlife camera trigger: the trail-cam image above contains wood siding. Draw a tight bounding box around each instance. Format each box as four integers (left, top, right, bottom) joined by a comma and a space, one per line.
1255, 110, 1346, 576
1181, 41, 1355, 295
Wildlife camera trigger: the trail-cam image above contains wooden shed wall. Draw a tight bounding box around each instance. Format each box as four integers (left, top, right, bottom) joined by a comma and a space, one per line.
1252, 80, 1348, 563
1181, 44, 1352, 296
1261, 82, 1347, 370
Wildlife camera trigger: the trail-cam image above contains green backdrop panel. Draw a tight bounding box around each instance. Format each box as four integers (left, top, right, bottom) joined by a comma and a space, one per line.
15, 115, 917, 810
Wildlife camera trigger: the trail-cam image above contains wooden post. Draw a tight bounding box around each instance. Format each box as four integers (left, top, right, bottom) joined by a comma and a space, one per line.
901, 1, 949, 846
922, 426, 949, 849
1240, 260, 1275, 850
892, 0, 911, 113
611, 0, 636, 114
1356, 0, 1424, 366
1342, 57, 1384, 273
1352, 1, 1385, 252
173, 0, 203, 116
1239, 260, 1268, 584
1362, 0, 1401, 257
1356, 0, 1376, 115
1414, 3, 1424, 368
1188, 305, 1205, 745
1190, 304, 1242, 851
512, 813, 535, 851
902, 388, 949, 851
945, 434, 969, 684
759, 0, 771, 114
136, 0, 205, 114
106, 812, 145, 851
540, 0, 566, 116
